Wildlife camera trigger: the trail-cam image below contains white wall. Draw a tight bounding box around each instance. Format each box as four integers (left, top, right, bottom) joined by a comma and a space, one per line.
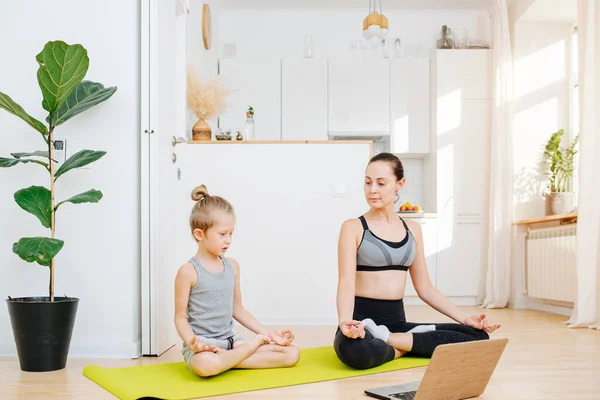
512, 21, 575, 221
0, 1, 141, 357
217, 8, 492, 59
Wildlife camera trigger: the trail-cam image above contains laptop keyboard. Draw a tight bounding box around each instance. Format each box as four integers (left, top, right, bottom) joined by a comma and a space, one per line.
389, 391, 417, 400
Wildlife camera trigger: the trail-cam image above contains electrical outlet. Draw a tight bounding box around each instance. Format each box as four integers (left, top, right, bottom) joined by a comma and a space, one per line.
53, 139, 67, 164
332, 184, 347, 197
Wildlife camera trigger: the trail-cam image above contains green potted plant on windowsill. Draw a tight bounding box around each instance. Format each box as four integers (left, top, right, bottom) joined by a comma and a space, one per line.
0, 40, 117, 372
543, 129, 579, 216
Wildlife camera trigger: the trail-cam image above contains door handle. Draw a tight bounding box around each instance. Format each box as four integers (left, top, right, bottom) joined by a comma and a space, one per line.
172, 136, 186, 147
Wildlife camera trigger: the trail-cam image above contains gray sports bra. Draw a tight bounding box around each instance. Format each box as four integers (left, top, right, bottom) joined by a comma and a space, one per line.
356, 215, 416, 271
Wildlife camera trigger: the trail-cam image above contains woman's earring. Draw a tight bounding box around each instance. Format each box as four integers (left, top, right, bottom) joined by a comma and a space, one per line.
395, 192, 400, 203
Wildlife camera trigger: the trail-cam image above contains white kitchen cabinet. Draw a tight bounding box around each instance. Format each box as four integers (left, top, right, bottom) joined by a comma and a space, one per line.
390, 58, 430, 156
435, 50, 491, 100
436, 218, 487, 297
218, 58, 281, 140
405, 217, 438, 297
282, 58, 328, 141
328, 59, 390, 134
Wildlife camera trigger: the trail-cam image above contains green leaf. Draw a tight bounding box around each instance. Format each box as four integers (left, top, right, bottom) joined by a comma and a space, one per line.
0, 92, 48, 134
10, 151, 56, 164
11, 151, 49, 159
36, 41, 89, 113
50, 81, 117, 126
0, 157, 48, 168
12, 237, 64, 267
56, 189, 103, 210
54, 150, 106, 179
14, 186, 52, 228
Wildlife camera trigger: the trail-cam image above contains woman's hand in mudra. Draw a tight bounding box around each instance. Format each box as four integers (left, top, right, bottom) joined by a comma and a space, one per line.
462, 314, 501, 334
340, 320, 366, 339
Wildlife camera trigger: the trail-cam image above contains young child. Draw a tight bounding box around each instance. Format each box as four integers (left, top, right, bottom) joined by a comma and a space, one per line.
175, 184, 300, 377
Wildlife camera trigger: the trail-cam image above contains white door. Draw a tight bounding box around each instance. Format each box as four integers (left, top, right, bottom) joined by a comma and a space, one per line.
281, 57, 328, 141
218, 58, 282, 140
140, 0, 185, 356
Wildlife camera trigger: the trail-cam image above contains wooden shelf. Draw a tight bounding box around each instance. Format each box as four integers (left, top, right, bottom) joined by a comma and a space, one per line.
187, 140, 374, 145
513, 212, 577, 226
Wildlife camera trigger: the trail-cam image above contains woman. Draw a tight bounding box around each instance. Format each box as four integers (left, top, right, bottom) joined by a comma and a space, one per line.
334, 153, 500, 369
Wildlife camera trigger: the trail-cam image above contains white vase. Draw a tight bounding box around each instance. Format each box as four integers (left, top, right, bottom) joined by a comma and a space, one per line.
544, 192, 576, 216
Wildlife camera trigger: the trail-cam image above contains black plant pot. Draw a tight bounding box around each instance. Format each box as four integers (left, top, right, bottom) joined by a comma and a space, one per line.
6, 297, 79, 372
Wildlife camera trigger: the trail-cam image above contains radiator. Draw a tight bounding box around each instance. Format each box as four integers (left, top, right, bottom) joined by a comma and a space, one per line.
525, 224, 577, 302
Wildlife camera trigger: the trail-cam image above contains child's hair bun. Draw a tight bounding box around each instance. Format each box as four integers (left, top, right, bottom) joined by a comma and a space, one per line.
191, 185, 208, 202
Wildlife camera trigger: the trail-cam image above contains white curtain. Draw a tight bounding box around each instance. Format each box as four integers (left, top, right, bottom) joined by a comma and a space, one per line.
567, 0, 600, 330
480, 0, 514, 309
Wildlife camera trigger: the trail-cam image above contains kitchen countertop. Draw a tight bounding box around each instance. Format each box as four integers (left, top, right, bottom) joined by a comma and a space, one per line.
396, 212, 437, 218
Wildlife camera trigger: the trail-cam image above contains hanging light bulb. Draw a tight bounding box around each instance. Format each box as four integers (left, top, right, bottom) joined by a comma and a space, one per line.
362, 15, 372, 39
366, 9, 381, 38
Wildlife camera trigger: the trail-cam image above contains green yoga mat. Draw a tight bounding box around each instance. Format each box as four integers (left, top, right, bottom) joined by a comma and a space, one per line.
83, 346, 429, 400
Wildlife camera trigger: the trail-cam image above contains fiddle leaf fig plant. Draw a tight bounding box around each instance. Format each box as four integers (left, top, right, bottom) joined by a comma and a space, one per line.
0, 40, 117, 301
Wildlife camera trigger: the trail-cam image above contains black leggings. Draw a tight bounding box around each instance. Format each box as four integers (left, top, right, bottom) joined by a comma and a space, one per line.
334, 296, 489, 369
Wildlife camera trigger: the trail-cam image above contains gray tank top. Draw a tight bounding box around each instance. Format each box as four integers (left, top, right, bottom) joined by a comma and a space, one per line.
356, 215, 416, 271
187, 256, 235, 339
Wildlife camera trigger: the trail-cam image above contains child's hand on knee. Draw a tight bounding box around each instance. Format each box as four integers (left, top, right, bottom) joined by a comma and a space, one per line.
269, 329, 295, 346
188, 335, 219, 353
253, 334, 273, 347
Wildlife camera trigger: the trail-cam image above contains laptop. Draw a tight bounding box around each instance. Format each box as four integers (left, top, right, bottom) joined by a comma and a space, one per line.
364, 338, 508, 400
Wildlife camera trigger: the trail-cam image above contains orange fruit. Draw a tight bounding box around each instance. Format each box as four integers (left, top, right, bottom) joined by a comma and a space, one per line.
414, 205, 421, 211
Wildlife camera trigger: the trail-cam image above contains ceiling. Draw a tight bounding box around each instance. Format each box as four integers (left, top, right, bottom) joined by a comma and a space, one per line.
519, 0, 578, 22
220, 0, 493, 10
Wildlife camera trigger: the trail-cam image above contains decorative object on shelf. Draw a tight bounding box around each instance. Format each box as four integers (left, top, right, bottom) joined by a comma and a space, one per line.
202, 3, 212, 50
455, 28, 470, 49
0, 40, 117, 372
436, 25, 455, 49
244, 106, 255, 141
542, 129, 579, 216
215, 127, 233, 140
236, 131, 243, 141
394, 37, 402, 58
187, 64, 231, 141
362, 0, 388, 40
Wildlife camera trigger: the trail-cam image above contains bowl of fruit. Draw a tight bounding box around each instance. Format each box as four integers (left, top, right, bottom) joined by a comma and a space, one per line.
398, 202, 423, 214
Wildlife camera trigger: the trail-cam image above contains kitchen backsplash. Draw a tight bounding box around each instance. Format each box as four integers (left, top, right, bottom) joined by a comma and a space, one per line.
395, 159, 424, 210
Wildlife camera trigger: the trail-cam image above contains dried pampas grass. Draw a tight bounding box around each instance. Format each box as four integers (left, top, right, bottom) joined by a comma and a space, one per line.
187, 64, 231, 120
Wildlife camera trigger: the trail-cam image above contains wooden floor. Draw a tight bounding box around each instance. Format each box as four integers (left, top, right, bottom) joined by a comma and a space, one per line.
1, 307, 599, 399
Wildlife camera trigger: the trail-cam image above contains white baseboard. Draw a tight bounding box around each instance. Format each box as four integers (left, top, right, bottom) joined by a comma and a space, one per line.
510, 297, 574, 317
0, 340, 142, 359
